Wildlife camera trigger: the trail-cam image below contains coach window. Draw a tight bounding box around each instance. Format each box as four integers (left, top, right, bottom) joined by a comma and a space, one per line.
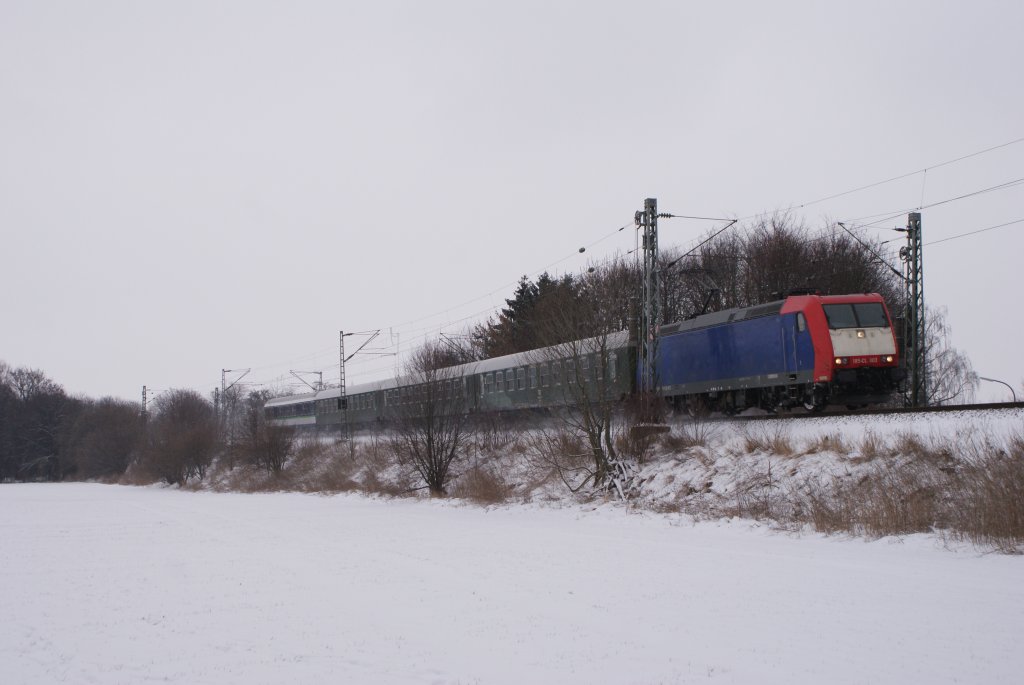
797, 313, 806, 332
495, 372, 503, 393
609, 353, 617, 381
553, 361, 561, 386
540, 364, 549, 387
581, 357, 590, 383
517, 368, 526, 390
529, 366, 538, 389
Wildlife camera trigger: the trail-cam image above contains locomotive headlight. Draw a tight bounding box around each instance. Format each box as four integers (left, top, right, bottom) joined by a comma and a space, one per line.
834, 357, 843, 365
856, 330, 865, 339
885, 355, 894, 363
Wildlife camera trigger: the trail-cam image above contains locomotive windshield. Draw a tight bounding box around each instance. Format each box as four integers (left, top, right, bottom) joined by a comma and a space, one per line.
823, 302, 889, 329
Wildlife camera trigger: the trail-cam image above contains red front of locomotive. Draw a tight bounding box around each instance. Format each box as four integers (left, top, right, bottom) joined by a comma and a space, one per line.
784, 293, 905, 407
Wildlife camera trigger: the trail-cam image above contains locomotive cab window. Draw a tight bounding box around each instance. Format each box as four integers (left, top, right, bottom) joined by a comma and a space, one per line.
797, 313, 806, 332
854, 303, 888, 327
822, 304, 857, 329
823, 302, 888, 329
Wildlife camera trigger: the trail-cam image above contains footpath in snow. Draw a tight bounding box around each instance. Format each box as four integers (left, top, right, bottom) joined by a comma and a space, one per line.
1, 483, 1021, 684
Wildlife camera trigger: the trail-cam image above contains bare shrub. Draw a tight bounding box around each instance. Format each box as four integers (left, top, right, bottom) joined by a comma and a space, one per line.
524, 428, 593, 493
726, 460, 780, 520
475, 414, 521, 451
615, 423, 665, 464
234, 390, 296, 474
391, 342, 473, 496
452, 466, 510, 504
360, 469, 408, 497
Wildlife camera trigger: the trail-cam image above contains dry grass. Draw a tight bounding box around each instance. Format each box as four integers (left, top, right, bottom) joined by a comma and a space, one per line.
740, 424, 795, 457
943, 434, 1024, 552
452, 466, 511, 504
801, 433, 850, 456
784, 433, 1024, 551
615, 424, 666, 463
118, 461, 160, 486
887, 432, 931, 461
854, 430, 885, 462
661, 416, 719, 451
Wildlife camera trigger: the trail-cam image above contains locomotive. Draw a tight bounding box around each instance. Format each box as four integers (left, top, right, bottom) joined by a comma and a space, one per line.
265, 292, 904, 427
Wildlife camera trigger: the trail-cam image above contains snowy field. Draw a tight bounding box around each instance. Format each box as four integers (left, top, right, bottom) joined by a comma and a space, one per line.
2, 483, 1021, 684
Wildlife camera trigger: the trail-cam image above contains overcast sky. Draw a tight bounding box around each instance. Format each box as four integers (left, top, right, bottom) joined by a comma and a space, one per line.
2, 1, 1022, 403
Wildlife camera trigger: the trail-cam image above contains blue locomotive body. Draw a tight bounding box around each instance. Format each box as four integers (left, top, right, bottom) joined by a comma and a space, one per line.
657, 302, 814, 397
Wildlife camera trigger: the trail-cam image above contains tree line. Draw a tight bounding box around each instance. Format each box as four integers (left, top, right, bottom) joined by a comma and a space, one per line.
0, 363, 292, 485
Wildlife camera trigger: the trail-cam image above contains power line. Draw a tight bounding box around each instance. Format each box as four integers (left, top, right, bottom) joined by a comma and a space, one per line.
926, 218, 1024, 247
838, 176, 1024, 232
744, 134, 1024, 219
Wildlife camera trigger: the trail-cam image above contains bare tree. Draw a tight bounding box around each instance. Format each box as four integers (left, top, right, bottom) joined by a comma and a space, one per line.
925, 306, 978, 405
658, 213, 903, 320
237, 389, 294, 473
62, 397, 144, 479
529, 270, 633, 497
391, 342, 472, 496
141, 389, 219, 485
0, 363, 69, 481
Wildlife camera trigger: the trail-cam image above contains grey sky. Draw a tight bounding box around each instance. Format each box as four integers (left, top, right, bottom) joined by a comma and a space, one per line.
2, 1, 1022, 402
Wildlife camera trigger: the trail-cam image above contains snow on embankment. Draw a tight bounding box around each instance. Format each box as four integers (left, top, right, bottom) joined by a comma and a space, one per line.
633, 408, 1024, 547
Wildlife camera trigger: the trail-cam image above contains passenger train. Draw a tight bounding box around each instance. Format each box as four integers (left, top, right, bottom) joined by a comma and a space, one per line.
265, 292, 905, 428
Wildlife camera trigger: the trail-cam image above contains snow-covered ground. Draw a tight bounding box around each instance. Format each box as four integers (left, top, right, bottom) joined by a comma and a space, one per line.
2, 483, 1021, 684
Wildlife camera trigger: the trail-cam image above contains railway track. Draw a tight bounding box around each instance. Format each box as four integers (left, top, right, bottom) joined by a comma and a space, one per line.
731, 401, 1024, 423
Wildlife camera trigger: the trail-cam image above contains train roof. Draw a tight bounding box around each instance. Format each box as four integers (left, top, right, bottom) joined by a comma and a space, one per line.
265, 330, 632, 407
264, 391, 317, 408
659, 293, 888, 336
659, 300, 786, 336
